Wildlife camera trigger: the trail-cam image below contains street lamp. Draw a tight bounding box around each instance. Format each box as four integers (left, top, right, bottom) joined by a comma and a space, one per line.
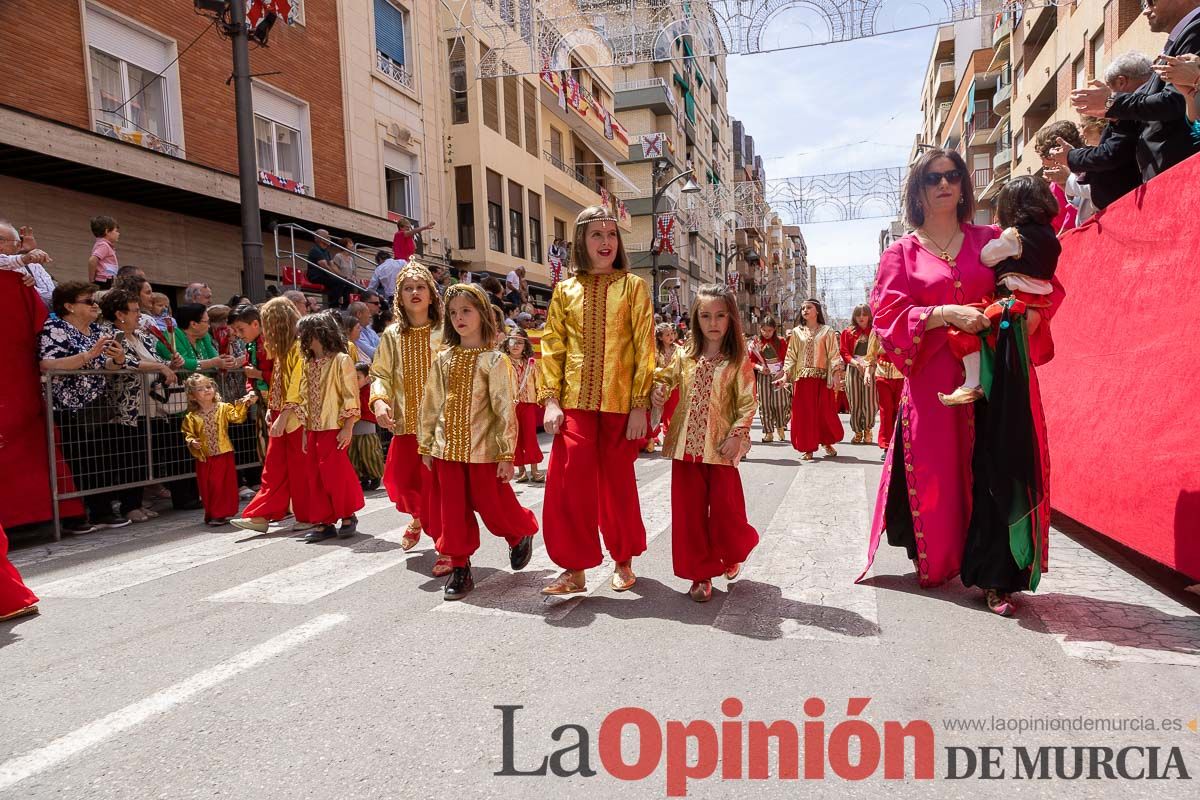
651, 158, 700, 313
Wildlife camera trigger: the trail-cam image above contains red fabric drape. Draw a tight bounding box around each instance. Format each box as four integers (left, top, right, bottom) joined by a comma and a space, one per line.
0, 274, 83, 527
1040, 153, 1200, 580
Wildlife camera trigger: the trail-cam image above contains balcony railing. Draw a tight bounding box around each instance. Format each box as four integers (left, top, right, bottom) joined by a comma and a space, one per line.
973, 168, 993, 189
94, 120, 182, 158
543, 150, 604, 196
377, 51, 415, 90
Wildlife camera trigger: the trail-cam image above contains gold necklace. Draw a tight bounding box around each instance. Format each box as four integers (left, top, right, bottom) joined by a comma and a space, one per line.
919, 229, 960, 266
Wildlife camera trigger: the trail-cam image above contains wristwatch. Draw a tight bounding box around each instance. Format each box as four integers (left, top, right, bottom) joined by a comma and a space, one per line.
1104, 93, 1117, 111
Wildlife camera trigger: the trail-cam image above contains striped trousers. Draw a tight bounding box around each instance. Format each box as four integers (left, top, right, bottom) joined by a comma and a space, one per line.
845, 363, 877, 435
755, 371, 792, 433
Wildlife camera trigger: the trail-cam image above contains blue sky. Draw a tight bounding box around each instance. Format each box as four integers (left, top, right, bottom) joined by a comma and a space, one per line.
727, 27, 934, 271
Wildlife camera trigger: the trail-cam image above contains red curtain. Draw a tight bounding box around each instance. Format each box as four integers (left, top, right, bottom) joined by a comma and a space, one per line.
1040, 153, 1200, 580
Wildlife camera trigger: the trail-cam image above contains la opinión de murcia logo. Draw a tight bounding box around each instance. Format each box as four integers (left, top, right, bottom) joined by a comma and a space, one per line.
495, 700, 1192, 796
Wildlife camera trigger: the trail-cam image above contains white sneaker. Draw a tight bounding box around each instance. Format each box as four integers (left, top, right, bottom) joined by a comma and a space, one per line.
230, 517, 270, 533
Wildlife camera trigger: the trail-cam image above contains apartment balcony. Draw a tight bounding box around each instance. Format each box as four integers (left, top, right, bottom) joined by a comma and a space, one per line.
933, 61, 955, 98
625, 131, 681, 168
376, 50, 415, 91
541, 80, 627, 163
972, 168, 993, 194
991, 15, 1012, 53
626, 241, 679, 271
993, 144, 1013, 171
614, 77, 676, 117
967, 111, 1000, 147
994, 80, 1012, 113
542, 151, 632, 231
934, 24, 954, 60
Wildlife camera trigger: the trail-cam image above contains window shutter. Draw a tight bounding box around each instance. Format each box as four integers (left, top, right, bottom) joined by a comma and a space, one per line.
522, 81, 538, 157
86, 6, 171, 72
504, 74, 521, 146
481, 46, 500, 132
373, 0, 406, 64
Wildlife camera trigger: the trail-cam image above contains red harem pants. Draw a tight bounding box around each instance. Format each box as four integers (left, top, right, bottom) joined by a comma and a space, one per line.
789, 377, 844, 453
514, 403, 544, 467
1, 523, 38, 616
671, 460, 759, 581
543, 409, 646, 571
383, 433, 434, 532
305, 430, 365, 525
196, 451, 239, 521
875, 377, 904, 450
242, 428, 314, 522
428, 459, 539, 567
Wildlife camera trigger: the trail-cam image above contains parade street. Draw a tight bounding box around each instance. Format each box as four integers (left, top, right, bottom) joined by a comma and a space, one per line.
2, 419, 1198, 799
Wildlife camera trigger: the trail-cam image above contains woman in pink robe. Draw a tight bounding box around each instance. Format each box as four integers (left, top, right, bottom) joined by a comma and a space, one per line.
856, 149, 1062, 614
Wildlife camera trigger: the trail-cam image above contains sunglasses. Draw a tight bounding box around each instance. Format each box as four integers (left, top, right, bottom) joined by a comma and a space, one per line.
73, 298, 98, 306
923, 169, 964, 187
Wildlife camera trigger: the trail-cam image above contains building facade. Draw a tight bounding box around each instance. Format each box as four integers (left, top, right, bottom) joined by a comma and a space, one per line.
0, 0, 393, 301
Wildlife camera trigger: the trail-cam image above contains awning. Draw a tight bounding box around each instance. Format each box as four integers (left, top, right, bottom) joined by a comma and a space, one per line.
594, 152, 640, 194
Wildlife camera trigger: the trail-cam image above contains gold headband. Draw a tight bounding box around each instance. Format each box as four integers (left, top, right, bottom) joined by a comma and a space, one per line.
576, 214, 619, 226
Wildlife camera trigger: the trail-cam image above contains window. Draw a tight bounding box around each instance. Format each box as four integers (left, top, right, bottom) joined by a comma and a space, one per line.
550, 127, 564, 164
455, 166, 475, 250
481, 45, 500, 132
487, 169, 504, 252
508, 180, 525, 258
553, 218, 566, 243
448, 38, 468, 124
1091, 28, 1105, 79
1073, 55, 1086, 91
385, 168, 411, 218
523, 81, 538, 157
252, 83, 311, 192
504, 75, 521, 146
254, 116, 303, 185
528, 190, 543, 263
85, 5, 181, 156
374, 0, 412, 88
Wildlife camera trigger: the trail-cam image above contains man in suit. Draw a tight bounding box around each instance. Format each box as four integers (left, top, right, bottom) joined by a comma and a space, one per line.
1071, 0, 1200, 181
1045, 53, 1152, 211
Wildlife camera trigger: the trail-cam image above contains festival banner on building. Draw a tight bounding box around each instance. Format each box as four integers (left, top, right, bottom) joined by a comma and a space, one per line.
258, 170, 308, 195
641, 132, 666, 158
655, 214, 676, 255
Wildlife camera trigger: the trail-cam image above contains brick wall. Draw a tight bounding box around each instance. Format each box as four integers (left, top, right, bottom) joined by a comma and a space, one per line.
0, 0, 348, 206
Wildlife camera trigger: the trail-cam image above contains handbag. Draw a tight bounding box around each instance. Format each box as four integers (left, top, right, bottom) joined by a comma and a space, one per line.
149, 376, 189, 416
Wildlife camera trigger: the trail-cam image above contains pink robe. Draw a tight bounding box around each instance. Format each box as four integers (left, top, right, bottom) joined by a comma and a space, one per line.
857, 224, 1063, 587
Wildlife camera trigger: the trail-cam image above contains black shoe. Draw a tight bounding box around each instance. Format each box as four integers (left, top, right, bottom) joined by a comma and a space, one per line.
444, 564, 474, 600
363, 478, 380, 491
337, 515, 358, 538
303, 525, 337, 543
62, 519, 96, 535
92, 515, 131, 529
509, 535, 534, 571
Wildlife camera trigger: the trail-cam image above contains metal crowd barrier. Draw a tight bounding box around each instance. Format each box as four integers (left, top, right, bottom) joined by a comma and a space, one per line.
42, 368, 263, 541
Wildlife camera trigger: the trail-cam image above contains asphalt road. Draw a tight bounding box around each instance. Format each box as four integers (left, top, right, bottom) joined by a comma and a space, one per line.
3, 418, 1199, 799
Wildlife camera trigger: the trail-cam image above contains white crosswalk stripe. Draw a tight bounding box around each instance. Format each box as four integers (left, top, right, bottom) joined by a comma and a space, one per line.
34, 532, 285, 599
436, 466, 675, 620
714, 463, 881, 643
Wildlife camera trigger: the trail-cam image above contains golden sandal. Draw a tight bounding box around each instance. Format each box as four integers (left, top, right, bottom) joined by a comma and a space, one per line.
610, 562, 636, 592
542, 570, 587, 596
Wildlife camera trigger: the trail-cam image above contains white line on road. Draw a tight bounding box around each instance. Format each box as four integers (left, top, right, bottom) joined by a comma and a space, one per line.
0, 613, 347, 793
33, 532, 285, 599
436, 467, 675, 620
714, 463, 881, 643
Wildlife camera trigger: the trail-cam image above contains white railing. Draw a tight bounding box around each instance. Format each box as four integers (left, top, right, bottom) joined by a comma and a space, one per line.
615, 77, 668, 92
377, 50, 415, 90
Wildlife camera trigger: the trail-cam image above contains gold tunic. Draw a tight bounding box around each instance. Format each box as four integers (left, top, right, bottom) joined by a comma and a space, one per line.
418, 347, 518, 464
286, 352, 360, 431
182, 401, 249, 459
865, 331, 904, 381
369, 323, 444, 436
782, 324, 844, 386
537, 271, 656, 413
267, 341, 304, 435
511, 356, 539, 404
655, 351, 758, 466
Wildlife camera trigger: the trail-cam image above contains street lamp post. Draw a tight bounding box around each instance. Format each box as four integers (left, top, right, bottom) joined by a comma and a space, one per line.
650, 159, 699, 313
229, 0, 266, 302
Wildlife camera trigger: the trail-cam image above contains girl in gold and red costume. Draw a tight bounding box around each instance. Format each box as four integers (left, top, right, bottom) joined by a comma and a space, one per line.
747, 314, 790, 442
419, 284, 538, 601
776, 298, 845, 461
232, 297, 315, 534
539, 206, 656, 596
504, 334, 544, 483
865, 330, 904, 461
839, 304, 877, 444
653, 284, 759, 603
284, 312, 364, 543
369, 262, 451, 574
643, 322, 680, 453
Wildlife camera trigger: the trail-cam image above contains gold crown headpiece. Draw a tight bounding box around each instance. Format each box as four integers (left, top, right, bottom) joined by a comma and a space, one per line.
575, 214, 619, 226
